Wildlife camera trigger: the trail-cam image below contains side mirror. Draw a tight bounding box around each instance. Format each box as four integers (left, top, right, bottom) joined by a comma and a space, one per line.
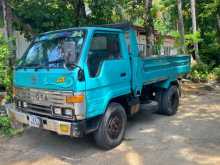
65, 63, 75, 70
78, 69, 85, 81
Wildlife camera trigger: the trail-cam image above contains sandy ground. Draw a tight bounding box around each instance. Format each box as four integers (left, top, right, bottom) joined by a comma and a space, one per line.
0, 82, 220, 165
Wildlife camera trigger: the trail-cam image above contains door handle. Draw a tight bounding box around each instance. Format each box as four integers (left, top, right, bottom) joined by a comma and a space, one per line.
120, 72, 126, 77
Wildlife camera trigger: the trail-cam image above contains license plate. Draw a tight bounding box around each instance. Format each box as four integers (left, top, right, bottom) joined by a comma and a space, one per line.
29, 115, 41, 128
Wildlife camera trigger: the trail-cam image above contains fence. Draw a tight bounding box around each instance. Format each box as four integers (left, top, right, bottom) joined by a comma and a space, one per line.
0, 28, 30, 59
138, 44, 180, 58
14, 31, 30, 59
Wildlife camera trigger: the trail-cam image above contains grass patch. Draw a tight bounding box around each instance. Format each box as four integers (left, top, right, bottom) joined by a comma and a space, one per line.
0, 116, 22, 137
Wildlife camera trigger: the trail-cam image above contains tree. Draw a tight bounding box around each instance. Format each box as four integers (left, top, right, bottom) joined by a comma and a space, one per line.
1, 0, 13, 39
66, 0, 87, 26
87, 0, 116, 24
1, 0, 219, 66
217, 13, 220, 42
176, 0, 185, 53
195, 0, 220, 66
190, 0, 200, 61
144, 0, 154, 55
1, 0, 15, 68
9, 0, 77, 38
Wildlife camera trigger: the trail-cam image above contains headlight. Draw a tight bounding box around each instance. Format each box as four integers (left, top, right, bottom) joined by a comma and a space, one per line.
23, 101, 28, 108
53, 107, 74, 118
63, 109, 73, 117
53, 107, 62, 115
17, 100, 22, 107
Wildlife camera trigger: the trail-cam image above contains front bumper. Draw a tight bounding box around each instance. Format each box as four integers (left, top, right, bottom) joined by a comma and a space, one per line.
7, 105, 86, 137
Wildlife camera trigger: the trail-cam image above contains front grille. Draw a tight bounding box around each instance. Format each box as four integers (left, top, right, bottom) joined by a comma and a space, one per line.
24, 103, 52, 116
15, 88, 73, 107
14, 87, 74, 117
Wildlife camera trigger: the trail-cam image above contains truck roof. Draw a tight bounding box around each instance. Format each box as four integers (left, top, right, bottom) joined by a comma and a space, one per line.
36, 23, 144, 39
95, 23, 145, 32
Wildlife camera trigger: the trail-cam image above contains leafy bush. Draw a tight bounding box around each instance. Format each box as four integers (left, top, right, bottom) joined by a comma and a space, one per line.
200, 30, 220, 67
0, 116, 15, 136
213, 67, 220, 82
190, 63, 210, 82
190, 63, 220, 83
0, 33, 12, 101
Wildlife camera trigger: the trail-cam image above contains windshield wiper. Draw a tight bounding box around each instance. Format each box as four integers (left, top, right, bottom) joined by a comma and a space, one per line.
24, 59, 64, 71
47, 59, 65, 65
34, 64, 47, 71
15, 65, 23, 70
46, 59, 81, 70
15, 63, 40, 70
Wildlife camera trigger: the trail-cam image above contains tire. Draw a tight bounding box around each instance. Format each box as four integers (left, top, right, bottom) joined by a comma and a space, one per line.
155, 85, 180, 116
94, 102, 127, 150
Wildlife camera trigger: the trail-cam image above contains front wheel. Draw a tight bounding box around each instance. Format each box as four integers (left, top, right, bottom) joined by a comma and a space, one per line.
94, 102, 127, 150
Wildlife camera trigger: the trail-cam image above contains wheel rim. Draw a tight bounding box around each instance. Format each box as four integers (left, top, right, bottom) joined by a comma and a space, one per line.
107, 113, 123, 139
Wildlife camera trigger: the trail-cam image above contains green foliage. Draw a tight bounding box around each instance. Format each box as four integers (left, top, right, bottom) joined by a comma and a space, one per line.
190, 63, 210, 82
9, 0, 77, 39
196, 0, 220, 66
185, 32, 202, 46
3, 0, 220, 72
160, 0, 220, 66
0, 116, 15, 136
0, 5, 4, 28
213, 67, 220, 82
152, 0, 172, 35
0, 33, 12, 101
87, 0, 116, 24
199, 29, 220, 66
190, 63, 220, 83
10, 0, 140, 38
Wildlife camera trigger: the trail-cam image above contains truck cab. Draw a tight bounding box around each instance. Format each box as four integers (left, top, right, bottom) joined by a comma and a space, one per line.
9, 24, 190, 149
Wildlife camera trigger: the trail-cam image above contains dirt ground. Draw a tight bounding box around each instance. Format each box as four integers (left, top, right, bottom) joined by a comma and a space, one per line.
0, 82, 220, 165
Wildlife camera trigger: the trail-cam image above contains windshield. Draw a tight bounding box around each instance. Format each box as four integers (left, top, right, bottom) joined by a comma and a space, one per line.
17, 30, 86, 68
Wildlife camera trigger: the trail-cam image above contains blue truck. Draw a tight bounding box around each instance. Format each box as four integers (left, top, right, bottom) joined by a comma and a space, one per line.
8, 24, 190, 149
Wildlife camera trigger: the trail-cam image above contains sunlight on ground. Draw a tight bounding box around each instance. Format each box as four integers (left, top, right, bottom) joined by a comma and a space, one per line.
10, 155, 70, 165
1, 82, 220, 165
117, 143, 143, 165
162, 135, 187, 143
139, 128, 157, 134
179, 148, 220, 165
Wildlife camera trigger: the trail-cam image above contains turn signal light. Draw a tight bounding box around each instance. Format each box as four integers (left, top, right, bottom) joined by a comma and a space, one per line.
66, 95, 84, 103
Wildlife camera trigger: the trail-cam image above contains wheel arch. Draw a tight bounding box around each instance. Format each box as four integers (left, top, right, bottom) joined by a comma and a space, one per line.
107, 94, 130, 115
154, 78, 180, 89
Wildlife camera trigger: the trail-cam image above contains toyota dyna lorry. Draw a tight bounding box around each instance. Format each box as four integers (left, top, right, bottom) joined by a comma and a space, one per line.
8, 23, 190, 149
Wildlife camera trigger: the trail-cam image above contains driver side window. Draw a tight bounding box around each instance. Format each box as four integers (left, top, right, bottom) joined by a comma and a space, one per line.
87, 33, 121, 77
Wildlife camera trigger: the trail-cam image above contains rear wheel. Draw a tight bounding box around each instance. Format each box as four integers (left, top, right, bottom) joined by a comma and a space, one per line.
156, 85, 180, 116
94, 102, 127, 150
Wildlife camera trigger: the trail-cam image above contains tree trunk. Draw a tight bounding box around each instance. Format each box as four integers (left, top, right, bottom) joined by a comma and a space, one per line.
144, 0, 154, 56
176, 0, 185, 54
67, 0, 87, 26
1, 0, 15, 65
190, 0, 200, 61
1, 0, 13, 39
217, 14, 220, 43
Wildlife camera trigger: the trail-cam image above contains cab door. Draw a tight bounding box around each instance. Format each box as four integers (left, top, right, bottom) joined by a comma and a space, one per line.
84, 31, 131, 118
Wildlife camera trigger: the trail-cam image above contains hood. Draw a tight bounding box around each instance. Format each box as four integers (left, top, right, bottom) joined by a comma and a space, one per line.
14, 68, 76, 91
